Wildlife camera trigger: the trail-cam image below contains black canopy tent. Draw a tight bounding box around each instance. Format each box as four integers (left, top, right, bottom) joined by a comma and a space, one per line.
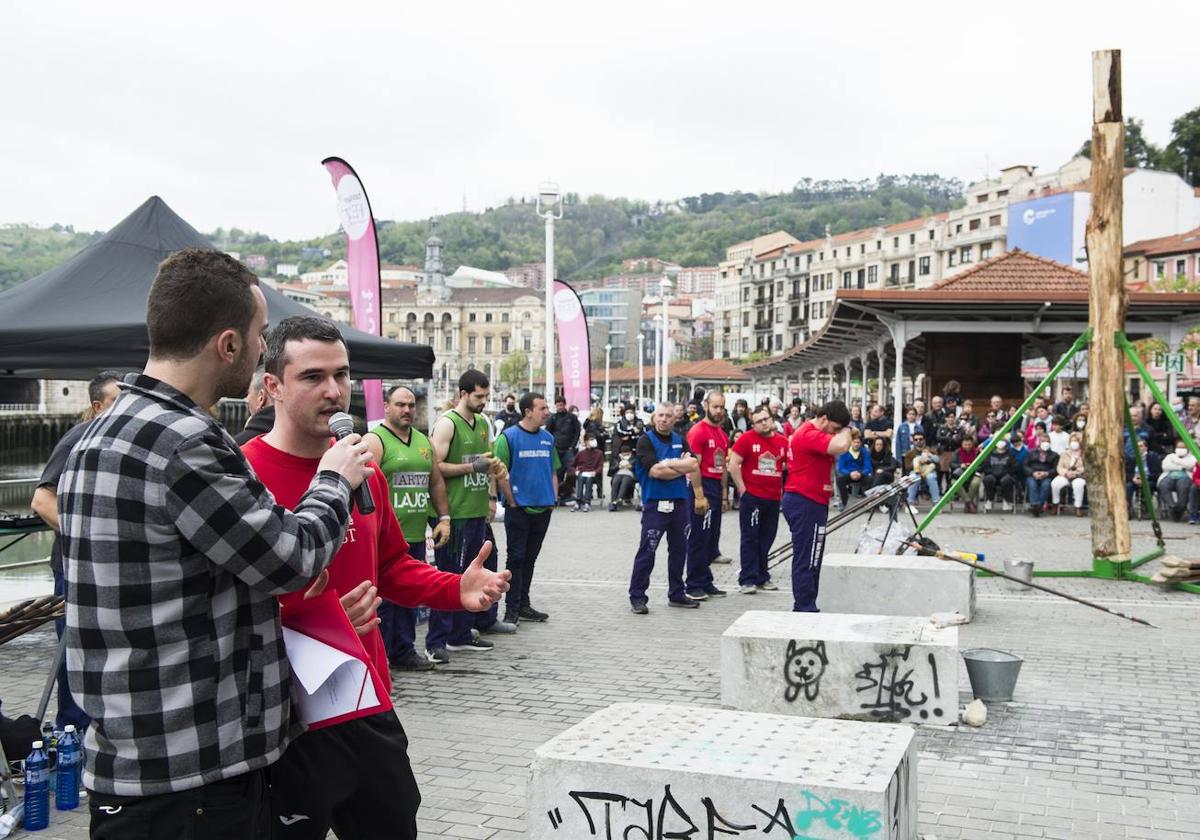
0, 196, 434, 380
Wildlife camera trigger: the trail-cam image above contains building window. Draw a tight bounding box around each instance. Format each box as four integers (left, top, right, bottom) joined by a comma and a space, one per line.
976, 194, 989, 204
919, 256, 931, 275
948, 251, 956, 268
741, 338, 749, 354
742, 288, 750, 302
742, 312, 750, 327
523, 336, 532, 351
775, 335, 782, 351
969, 218, 981, 231
775, 309, 782, 323
989, 214, 1002, 227
889, 264, 899, 283
776, 281, 784, 295
929, 230, 935, 241
1176, 259, 1187, 277
1155, 261, 1166, 279
960, 246, 972, 264
468, 336, 476, 352
909, 233, 916, 245
468, 313, 477, 322
955, 223, 963, 234
842, 271, 852, 289
893, 237, 899, 248
997, 189, 1008, 198
502, 312, 510, 322
444, 335, 452, 351
875, 240, 881, 250
791, 305, 799, 321
860, 244, 866, 255
867, 265, 878, 284
484, 336, 493, 353
980, 243, 992, 260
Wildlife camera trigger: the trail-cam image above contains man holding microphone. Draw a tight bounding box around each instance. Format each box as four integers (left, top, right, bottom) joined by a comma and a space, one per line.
782, 400, 852, 612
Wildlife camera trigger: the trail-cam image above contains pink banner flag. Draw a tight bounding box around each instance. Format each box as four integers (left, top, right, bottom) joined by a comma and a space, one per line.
553, 280, 592, 409
322, 157, 384, 426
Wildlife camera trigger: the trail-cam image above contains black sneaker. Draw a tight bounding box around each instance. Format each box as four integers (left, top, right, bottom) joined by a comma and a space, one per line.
630, 599, 649, 615
703, 586, 728, 598
668, 597, 700, 609
389, 649, 436, 671
519, 605, 549, 622
445, 638, 494, 652
684, 589, 708, 601
503, 608, 521, 625
426, 647, 450, 665
608, 503, 617, 512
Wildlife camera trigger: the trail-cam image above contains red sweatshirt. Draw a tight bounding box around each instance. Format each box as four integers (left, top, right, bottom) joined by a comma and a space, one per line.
242, 437, 461, 695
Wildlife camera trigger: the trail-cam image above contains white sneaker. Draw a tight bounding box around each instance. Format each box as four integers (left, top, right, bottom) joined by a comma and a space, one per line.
1002, 501, 1012, 512
984, 500, 993, 512
739, 584, 757, 595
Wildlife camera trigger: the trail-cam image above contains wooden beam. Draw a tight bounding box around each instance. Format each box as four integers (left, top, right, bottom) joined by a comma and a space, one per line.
1085, 48, 1131, 562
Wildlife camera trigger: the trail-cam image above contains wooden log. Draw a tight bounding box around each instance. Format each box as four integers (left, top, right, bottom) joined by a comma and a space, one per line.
1085, 49, 1131, 563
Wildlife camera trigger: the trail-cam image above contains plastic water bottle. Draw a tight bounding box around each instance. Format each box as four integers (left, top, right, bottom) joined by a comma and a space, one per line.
23, 740, 50, 830
55, 726, 80, 810
40, 721, 57, 770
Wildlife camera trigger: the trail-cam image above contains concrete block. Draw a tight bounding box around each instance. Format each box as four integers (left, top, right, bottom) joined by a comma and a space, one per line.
529, 702, 918, 840
819, 553, 976, 620
721, 611, 958, 725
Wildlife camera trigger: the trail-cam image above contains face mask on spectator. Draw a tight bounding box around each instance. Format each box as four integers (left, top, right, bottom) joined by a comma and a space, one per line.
624, 412, 634, 421
587, 439, 597, 449
997, 440, 1008, 451
1039, 442, 1051, 451
1176, 447, 1188, 458
1069, 441, 1080, 451
1076, 419, 1086, 429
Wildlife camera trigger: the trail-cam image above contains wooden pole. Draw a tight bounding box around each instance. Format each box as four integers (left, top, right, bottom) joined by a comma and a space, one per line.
1085, 49, 1131, 564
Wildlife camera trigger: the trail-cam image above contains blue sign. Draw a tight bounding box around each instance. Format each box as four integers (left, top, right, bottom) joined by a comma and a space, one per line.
1007, 193, 1075, 265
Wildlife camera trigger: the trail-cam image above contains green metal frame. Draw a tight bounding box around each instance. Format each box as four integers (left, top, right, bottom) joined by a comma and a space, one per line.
912, 327, 1199, 594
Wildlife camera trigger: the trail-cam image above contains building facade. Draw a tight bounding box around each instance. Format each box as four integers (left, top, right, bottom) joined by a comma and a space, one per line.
579, 286, 644, 366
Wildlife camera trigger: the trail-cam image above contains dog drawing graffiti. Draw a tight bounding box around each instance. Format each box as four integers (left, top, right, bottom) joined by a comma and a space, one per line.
783, 640, 828, 702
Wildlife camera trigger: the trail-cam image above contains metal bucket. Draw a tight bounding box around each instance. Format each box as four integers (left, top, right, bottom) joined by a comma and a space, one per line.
962, 648, 1023, 702
1003, 557, 1033, 591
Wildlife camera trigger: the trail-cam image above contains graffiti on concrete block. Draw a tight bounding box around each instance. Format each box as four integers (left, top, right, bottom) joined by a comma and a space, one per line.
546, 783, 898, 838
784, 640, 828, 702
854, 646, 944, 721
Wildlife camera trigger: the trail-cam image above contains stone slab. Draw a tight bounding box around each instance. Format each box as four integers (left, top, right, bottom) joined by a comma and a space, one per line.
819, 553, 976, 620
529, 701, 918, 839
721, 611, 958, 725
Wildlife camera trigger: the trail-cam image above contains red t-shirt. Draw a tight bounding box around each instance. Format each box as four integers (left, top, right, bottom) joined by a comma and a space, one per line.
686, 421, 730, 480
784, 421, 836, 504
242, 436, 461, 697
732, 430, 788, 501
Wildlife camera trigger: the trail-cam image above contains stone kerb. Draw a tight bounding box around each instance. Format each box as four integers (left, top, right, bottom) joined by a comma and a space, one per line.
721, 611, 958, 725
818, 553, 976, 620
528, 702, 918, 839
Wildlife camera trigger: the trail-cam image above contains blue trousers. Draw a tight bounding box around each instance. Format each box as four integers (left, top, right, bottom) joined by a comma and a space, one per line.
684, 477, 724, 593
504, 507, 553, 611
426, 518, 486, 650
781, 492, 829, 612
377, 540, 425, 661
1026, 476, 1052, 506
738, 492, 780, 587
473, 523, 501, 630
53, 569, 90, 732
629, 500, 690, 602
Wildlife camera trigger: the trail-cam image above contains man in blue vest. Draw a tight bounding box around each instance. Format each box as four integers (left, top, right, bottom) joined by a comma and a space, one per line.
629, 402, 705, 614
495, 392, 560, 625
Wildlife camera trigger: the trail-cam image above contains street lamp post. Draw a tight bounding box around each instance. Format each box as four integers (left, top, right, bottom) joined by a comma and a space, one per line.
636, 332, 645, 412
660, 269, 675, 405
535, 182, 564, 401
653, 314, 663, 405
528, 355, 534, 394
603, 343, 612, 421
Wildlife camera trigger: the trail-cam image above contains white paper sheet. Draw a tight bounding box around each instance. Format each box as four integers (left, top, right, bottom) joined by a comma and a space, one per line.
282, 627, 379, 725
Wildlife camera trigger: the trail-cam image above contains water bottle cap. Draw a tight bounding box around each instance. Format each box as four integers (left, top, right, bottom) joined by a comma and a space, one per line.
32, 740, 43, 748
64, 725, 76, 732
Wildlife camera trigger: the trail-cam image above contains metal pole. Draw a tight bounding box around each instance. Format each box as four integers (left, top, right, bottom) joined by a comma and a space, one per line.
654, 318, 662, 405
603, 344, 612, 420
544, 215, 556, 401
528, 355, 533, 394
637, 333, 645, 411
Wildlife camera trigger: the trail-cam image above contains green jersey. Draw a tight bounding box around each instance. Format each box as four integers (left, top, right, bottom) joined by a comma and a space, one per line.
443, 409, 491, 520
371, 424, 434, 543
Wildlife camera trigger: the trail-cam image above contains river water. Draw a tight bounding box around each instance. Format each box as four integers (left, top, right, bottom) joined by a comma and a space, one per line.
0, 446, 56, 606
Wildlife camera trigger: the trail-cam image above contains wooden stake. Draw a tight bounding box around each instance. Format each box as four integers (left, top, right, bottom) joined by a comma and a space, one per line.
1085, 49, 1131, 562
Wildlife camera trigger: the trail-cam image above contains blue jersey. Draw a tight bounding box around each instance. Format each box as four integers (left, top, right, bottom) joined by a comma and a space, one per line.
634, 430, 690, 502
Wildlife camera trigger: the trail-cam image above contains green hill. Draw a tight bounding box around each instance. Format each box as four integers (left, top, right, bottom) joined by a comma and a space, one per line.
0, 174, 964, 291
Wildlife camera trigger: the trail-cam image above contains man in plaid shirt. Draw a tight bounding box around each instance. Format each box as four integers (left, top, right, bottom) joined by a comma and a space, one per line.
57, 249, 373, 840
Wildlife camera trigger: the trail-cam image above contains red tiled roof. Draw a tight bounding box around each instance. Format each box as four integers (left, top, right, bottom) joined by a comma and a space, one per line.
927, 249, 1088, 294
1124, 226, 1200, 258
536, 359, 749, 387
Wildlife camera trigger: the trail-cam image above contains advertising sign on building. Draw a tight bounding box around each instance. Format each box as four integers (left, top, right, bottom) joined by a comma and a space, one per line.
1007, 192, 1089, 267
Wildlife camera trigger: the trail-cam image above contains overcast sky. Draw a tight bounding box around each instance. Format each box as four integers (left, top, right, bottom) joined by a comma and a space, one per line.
4, 1, 1197, 241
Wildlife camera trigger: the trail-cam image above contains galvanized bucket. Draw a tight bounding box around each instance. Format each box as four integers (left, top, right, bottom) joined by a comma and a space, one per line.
1003, 557, 1034, 591
962, 648, 1023, 702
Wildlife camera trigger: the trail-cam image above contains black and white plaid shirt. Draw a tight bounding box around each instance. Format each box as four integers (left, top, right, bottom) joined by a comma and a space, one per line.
58, 373, 351, 797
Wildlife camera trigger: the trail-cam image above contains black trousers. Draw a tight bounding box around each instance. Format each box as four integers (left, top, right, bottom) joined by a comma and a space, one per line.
982, 473, 1016, 502
504, 506, 553, 611
89, 768, 268, 840
269, 710, 420, 840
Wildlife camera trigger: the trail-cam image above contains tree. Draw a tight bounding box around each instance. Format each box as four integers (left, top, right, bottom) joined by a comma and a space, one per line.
1161, 106, 1200, 187
1076, 116, 1163, 168
498, 351, 529, 391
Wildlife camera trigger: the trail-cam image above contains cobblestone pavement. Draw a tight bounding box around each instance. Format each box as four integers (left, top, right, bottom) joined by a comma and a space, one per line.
2, 504, 1197, 839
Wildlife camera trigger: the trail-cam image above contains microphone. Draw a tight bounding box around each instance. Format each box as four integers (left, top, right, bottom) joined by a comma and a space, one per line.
328, 411, 375, 515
